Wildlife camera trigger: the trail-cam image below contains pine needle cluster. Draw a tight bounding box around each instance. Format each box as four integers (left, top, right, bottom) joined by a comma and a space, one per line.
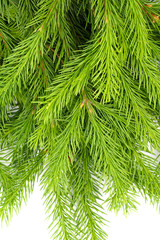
0, 0, 160, 239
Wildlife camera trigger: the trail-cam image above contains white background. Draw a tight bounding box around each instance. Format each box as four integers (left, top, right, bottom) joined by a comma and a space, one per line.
0, 182, 160, 240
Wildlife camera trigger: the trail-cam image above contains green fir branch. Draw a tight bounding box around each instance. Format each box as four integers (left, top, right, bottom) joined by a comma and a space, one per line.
0, 1, 160, 239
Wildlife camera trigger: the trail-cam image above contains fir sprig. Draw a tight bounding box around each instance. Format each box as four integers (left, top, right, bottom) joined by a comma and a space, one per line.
0, 1, 160, 239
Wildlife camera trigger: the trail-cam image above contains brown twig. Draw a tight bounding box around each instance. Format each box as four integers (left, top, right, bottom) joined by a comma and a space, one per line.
38, 24, 44, 32
80, 91, 93, 113
11, 1, 17, 6
32, 96, 38, 115
141, 4, 159, 23
52, 120, 55, 128
68, 155, 71, 163
47, 45, 64, 65
0, 33, 8, 50
32, 104, 36, 115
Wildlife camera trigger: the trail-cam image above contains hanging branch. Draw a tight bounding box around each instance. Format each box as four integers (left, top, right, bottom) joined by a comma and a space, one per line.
0, 1, 160, 239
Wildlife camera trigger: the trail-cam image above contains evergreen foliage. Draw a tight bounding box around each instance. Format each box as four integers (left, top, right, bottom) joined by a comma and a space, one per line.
0, 0, 160, 239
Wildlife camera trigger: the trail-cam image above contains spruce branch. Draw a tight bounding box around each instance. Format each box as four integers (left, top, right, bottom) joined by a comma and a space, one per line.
71, 151, 108, 240
0, 1, 160, 239
0, 149, 44, 223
